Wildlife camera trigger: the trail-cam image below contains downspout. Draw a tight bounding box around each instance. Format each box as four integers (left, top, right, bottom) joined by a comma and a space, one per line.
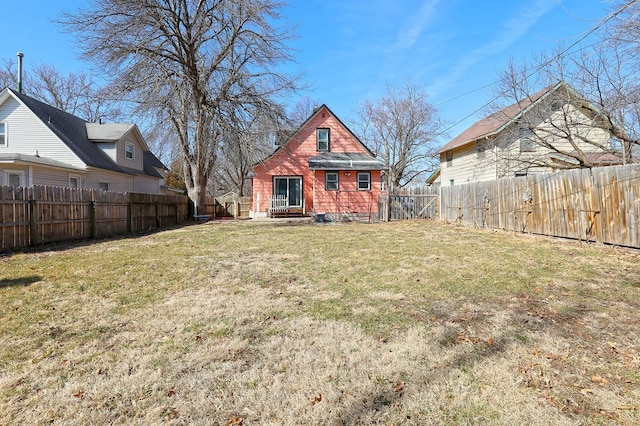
312, 170, 316, 216
17, 52, 24, 93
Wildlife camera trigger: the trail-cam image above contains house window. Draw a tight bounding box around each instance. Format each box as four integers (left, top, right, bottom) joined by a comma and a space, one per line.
519, 128, 535, 152
325, 172, 339, 191
515, 171, 528, 177
5, 171, 24, 188
125, 142, 134, 160
69, 175, 81, 189
449, 179, 454, 187
476, 141, 486, 159
316, 128, 329, 151
357, 172, 370, 191
445, 150, 453, 166
0, 122, 6, 146
99, 182, 110, 191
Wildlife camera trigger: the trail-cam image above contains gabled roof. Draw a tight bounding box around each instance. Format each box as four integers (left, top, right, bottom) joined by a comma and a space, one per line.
2, 88, 164, 177
308, 152, 385, 170
438, 82, 566, 154
86, 122, 134, 141
254, 104, 376, 167
425, 168, 440, 185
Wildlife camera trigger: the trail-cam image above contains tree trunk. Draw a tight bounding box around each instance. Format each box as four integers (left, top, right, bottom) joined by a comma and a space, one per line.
185, 161, 208, 216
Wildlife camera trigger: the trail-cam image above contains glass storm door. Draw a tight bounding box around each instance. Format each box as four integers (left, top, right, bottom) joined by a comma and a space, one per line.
274, 177, 302, 208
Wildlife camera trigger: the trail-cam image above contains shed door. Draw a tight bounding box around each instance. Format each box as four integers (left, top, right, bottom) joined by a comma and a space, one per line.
274, 177, 302, 208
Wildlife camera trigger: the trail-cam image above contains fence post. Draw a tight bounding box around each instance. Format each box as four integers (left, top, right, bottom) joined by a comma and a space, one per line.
127, 199, 133, 233
90, 198, 97, 238
29, 199, 39, 246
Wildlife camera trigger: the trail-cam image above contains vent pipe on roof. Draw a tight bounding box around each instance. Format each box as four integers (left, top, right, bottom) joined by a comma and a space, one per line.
16, 52, 24, 94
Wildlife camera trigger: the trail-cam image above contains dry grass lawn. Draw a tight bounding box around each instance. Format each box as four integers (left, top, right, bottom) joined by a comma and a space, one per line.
0, 220, 639, 425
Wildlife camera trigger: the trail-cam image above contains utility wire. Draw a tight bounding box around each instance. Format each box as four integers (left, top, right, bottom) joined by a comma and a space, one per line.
435, 0, 640, 136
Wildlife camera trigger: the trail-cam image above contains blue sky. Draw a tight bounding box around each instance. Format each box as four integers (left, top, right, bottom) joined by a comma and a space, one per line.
2, 0, 613, 140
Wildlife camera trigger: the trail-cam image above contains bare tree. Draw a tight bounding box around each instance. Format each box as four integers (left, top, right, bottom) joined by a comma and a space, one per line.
0, 59, 18, 90
491, 46, 637, 172
30, 64, 122, 123
352, 80, 444, 190
488, 0, 640, 172
288, 96, 323, 127
0, 59, 120, 123
60, 0, 299, 212
215, 106, 287, 196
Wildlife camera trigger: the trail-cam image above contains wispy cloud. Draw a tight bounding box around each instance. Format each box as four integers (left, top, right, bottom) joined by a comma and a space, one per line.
394, 0, 441, 50
427, 0, 558, 97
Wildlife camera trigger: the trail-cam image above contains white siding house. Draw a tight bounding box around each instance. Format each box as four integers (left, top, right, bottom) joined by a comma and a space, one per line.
439, 82, 620, 186
0, 87, 168, 193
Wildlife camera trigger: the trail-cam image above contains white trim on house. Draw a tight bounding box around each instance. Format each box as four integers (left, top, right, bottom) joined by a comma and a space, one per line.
357, 172, 371, 191
4, 169, 25, 187
125, 142, 135, 160
0, 121, 7, 147
69, 174, 81, 188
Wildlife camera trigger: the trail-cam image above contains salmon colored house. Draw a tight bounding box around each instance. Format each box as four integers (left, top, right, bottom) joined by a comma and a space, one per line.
251, 105, 386, 221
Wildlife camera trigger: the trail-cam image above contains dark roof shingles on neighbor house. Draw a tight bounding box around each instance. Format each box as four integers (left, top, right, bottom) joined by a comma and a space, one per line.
10, 88, 164, 178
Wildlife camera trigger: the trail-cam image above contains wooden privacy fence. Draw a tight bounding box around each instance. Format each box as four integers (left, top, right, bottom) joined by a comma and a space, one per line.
440, 164, 640, 248
198, 195, 251, 219
0, 186, 190, 252
379, 185, 440, 221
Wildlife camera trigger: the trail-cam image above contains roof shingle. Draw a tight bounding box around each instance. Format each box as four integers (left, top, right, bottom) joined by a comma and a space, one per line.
8, 88, 165, 177
438, 83, 561, 154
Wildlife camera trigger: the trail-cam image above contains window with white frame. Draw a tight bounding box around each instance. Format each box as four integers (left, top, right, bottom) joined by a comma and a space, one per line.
125, 142, 135, 160
99, 182, 110, 191
316, 128, 329, 151
69, 175, 81, 189
5, 171, 23, 188
357, 172, 371, 191
0, 122, 6, 146
325, 171, 339, 191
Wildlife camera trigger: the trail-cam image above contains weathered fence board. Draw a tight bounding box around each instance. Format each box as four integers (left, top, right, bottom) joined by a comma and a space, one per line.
440, 164, 640, 249
0, 186, 29, 250
379, 185, 440, 221
0, 186, 190, 252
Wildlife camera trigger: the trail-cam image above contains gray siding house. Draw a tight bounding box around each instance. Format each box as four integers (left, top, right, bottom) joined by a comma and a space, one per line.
0, 87, 168, 193
438, 82, 618, 186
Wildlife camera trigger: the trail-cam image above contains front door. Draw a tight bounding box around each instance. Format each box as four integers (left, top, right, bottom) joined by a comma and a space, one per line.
274, 177, 302, 208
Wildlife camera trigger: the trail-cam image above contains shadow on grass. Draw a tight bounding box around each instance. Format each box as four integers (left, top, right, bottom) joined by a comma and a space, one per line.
0, 221, 197, 257
337, 386, 404, 425
0, 275, 41, 289
338, 295, 599, 424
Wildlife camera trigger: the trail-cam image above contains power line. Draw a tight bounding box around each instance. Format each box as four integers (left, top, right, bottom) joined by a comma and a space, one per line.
435, 0, 640, 136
